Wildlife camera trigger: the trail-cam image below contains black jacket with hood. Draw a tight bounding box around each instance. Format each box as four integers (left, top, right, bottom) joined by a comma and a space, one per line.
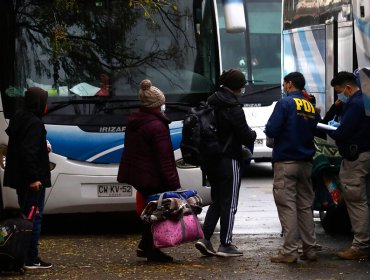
207, 87, 257, 161
4, 87, 51, 189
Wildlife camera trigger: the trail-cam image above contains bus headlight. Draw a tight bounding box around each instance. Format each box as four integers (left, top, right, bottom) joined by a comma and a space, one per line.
0, 144, 56, 171
49, 162, 56, 171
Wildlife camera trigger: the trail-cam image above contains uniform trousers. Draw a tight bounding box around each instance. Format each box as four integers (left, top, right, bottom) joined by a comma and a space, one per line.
273, 161, 316, 256
339, 151, 370, 250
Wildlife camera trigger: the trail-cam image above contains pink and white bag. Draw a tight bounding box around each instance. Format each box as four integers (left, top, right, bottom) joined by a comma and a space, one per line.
152, 213, 203, 248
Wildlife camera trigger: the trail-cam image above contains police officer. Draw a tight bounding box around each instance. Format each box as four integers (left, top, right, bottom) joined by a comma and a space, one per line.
265, 72, 320, 263
328, 71, 370, 260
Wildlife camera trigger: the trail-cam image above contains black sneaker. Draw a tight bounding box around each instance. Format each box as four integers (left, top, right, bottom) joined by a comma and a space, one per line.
146, 249, 173, 262
24, 258, 52, 269
216, 244, 243, 257
195, 238, 216, 256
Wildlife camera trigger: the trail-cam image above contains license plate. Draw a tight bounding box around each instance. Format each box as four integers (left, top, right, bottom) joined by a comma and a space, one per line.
97, 184, 133, 197
255, 139, 263, 145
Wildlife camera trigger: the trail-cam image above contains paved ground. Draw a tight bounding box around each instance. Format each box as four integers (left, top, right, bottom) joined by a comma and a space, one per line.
199, 163, 281, 235
2, 162, 370, 279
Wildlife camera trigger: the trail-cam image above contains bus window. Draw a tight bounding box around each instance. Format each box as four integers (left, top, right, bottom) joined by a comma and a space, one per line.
0, 0, 218, 214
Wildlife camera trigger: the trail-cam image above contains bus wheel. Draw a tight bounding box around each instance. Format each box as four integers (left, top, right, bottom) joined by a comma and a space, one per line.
319, 206, 352, 234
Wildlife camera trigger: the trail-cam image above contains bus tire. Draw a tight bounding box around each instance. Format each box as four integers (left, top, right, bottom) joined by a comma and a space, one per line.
319, 206, 352, 234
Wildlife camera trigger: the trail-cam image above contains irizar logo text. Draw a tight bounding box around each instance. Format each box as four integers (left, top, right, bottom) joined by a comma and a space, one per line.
99, 126, 126, 132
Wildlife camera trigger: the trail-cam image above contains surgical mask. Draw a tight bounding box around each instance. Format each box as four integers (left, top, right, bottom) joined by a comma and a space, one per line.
281, 91, 287, 98
240, 87, 246, 96
337, 93, 348, 103
160, 104, 166, 112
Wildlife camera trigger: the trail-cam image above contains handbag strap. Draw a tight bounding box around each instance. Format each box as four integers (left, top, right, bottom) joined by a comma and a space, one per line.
179, 216, 186, 243
156, 192, 166, 210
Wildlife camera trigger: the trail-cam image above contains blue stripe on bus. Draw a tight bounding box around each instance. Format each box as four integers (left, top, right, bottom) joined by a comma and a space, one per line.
297, 30, 324, 92
47, 125, 183, 164
355, 16, 370, 38
312, 29, 326, 63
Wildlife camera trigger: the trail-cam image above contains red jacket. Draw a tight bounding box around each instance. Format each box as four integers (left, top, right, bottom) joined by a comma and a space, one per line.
117, 107, 180, 196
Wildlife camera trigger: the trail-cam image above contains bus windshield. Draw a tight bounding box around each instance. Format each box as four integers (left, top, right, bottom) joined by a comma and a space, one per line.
0, 0, 218, 125
217, 0, 282, 106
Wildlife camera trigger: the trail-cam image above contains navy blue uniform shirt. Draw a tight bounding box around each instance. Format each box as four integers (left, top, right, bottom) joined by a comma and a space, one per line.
329, 90, 370, 157
265, 91, 319, 163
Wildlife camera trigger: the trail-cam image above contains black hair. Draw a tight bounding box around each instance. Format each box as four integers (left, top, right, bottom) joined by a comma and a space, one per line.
330, 71, 357, 87
219, 69, 246, 90
283, 72, 305, 90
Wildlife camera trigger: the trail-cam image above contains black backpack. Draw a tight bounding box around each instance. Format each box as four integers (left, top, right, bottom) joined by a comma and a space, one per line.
180, 102, 230, 166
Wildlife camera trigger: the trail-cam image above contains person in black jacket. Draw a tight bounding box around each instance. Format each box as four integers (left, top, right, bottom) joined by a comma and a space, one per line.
328, 72, 370, 260
195, 69, 257, 257
4, 87, 52, 269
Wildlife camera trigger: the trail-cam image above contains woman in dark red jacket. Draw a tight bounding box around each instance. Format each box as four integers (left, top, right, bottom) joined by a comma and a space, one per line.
117, 79, 180, 262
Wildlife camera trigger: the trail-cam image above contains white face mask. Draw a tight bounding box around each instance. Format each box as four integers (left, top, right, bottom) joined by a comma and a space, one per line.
160, 104, 166, 112
240, 87, 246, 96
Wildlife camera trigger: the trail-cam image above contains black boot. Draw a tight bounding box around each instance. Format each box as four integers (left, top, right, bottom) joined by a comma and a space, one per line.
136, 223, 153, 258
137, 245, 173, 262
146, 249, 173, 262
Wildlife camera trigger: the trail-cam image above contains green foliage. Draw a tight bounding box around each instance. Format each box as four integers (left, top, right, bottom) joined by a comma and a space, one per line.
129, 0, 177, 20
53, 0, 79, 12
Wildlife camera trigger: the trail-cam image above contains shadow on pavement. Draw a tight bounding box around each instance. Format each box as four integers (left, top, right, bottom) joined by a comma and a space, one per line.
42, 212, 142, 235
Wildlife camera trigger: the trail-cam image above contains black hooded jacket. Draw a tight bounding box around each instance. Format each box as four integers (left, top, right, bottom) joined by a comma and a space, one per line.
207, 87, 257, 161
4, 88, 51, 189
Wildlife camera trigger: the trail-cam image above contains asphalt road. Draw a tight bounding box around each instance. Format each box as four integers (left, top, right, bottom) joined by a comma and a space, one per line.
2, 162, 370, 279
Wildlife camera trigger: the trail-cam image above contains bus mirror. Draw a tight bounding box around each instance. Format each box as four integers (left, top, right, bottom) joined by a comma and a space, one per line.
223, 0, 246, 33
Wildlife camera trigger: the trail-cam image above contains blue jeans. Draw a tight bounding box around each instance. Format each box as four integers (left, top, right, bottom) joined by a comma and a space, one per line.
17, 187, 46, 263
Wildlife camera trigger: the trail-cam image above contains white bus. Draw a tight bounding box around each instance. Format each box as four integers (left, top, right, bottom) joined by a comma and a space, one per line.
0, 0, 245, 214
216, 0, 282, 162
282, 0, 370, 116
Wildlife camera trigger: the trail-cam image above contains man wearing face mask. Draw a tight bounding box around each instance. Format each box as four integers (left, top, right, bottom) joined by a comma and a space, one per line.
328, 71, 370, 260
265, 72, 320, 263
195, 69, 256, 258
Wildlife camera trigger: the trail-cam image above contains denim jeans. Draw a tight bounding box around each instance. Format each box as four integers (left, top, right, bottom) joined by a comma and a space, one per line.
17, 187, 46, 263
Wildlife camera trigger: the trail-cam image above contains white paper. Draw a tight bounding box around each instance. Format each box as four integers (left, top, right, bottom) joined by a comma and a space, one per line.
70, 83, 100, 96
58, 86, 69, 96
317, 122, 337, 131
